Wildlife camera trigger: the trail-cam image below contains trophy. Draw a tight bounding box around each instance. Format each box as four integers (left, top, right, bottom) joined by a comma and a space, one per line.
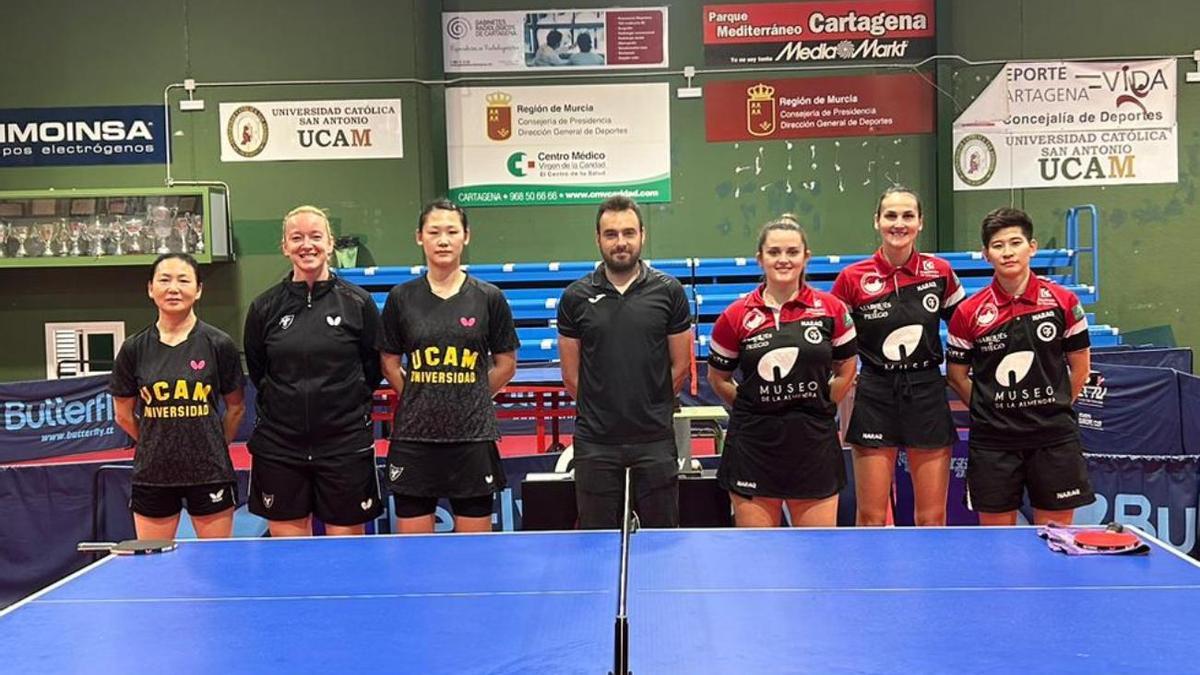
55, 219, 71, 256
188, 213, 205, 254
38, 222, 58, 256
123, 217, 144, 254
149, 205, 173, 254
0, 222, 8, 258
87, 217, 106, 257
111, 216, 127, 256
68, 221, 85, 256
174, 214, 190, 254
13, 224, 29, 257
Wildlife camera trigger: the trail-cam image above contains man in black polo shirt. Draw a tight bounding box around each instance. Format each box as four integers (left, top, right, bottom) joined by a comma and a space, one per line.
557, 196, 693, 528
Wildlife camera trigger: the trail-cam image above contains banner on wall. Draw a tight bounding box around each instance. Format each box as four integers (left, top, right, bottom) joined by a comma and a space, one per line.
0, 105, 165, 167
218, 99, 403, 162
702, 1, 935, 67
0, 374, 130, 463
1075, 455, 1200, 556
1075, 363, 1183, 456
952, 58, 1177, 190
445, 83, 671, 206
443, 8, 668, 72
704, 73, 934, 142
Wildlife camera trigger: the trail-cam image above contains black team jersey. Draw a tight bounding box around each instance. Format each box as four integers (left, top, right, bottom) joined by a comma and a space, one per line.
831, 249, 964, 374
557, 262, 692, 444
381, 275, 519, 442
947, 276, 1090, 450
708, 283, 857, 417
110, 321, 243, 485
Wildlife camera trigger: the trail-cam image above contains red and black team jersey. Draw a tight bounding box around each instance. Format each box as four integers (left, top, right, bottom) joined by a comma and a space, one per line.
708, 284, 857, 416
831, 249, 964, 374
947, 275, 1090, 450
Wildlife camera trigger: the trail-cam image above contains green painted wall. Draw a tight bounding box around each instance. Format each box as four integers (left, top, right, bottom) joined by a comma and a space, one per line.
0, 0, 1195, 382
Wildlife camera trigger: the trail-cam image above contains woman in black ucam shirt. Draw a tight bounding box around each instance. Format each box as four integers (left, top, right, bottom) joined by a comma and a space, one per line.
243, 205, 384, 537
111, 253, 245, 539
380, 199, 519, 534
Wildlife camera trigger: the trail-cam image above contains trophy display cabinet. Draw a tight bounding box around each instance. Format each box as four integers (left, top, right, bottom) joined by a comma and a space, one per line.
0, 186, 232, 267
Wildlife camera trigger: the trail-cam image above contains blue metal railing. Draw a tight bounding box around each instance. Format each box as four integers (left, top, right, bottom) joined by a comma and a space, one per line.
1066, 204, 1100, 303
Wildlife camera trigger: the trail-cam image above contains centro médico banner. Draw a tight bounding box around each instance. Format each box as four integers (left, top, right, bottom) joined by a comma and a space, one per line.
1, 374, 130, 463
0, 105, 165, 167
446, 83, 670, 206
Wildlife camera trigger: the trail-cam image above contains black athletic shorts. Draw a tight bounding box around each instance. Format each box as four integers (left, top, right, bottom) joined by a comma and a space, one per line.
846, 369, 957, 449
965, 439, 1095, 513
386, 440, 505, 499
131, 481, 237, 518
718, 409, 845, 500
248, 447, 383, 526
392, 494, 495, 519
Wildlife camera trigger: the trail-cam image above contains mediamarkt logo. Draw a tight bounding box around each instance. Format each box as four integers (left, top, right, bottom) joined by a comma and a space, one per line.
0, 120, 153, 144
4, 392, 114, 431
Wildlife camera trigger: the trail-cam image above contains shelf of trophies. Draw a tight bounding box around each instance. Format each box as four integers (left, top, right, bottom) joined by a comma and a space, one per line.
0, 186, 232, 268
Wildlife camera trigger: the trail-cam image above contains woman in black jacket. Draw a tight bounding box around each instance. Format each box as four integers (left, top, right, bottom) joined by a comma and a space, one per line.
243, 205, 383, 536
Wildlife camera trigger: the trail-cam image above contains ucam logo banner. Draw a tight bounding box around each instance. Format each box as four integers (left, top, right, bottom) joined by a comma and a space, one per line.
0, 105, 165, 167
953, 59, 1177, 190
219, 99, 403, 162
1, 374, 130, 463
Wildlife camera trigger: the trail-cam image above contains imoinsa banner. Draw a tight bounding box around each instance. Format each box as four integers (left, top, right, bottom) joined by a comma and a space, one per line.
443, 8, 668, 72
705, 74, 934, 142
1, 374, 130, 463
219, 99, 403, 162
446, 83, 670, 206
953, 59, 1177, 190
702, 1, 935, 67
0, 105, 165, 167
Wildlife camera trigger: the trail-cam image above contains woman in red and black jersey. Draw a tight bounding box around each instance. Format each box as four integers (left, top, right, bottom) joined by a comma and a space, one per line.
831, 187, 964, 527
707, 216, 858, 527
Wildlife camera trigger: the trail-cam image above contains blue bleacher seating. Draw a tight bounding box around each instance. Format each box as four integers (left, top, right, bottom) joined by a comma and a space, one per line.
344, 206, 1118, 362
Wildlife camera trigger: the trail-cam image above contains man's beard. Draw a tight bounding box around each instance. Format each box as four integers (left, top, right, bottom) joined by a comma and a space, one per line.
601, 247, 640, 273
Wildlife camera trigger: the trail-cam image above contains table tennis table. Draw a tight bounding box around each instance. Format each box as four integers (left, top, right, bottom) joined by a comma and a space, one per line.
2, 527, 1197, 673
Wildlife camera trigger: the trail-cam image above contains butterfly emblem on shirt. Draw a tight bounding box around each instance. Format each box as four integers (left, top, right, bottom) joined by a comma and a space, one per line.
460, 316, 477, 327
326, 315, 343, 327
279, 315, 295, 330
922, 259, 936, 272
208, 488, 225, 503
587, 293, 606, 304
262, 493, 275, 509
360, 497, 373, 511
803, 326, 823, 344
389, 464, 403, 482
484, 474, 494, 485
861, 273, 885, 295
189, 359, 207, 371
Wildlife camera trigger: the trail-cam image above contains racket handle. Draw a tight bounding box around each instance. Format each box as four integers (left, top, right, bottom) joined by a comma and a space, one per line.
77, 542, 117, 552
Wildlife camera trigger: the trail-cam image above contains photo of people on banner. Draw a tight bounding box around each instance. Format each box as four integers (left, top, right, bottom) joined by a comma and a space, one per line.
526, 12, 608, 67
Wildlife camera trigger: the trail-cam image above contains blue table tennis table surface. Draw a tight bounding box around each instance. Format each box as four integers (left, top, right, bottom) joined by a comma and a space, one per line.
2, 527, 1198, 674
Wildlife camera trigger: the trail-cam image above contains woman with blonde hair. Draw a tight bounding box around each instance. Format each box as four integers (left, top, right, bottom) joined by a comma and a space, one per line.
243, 205, 383, 536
